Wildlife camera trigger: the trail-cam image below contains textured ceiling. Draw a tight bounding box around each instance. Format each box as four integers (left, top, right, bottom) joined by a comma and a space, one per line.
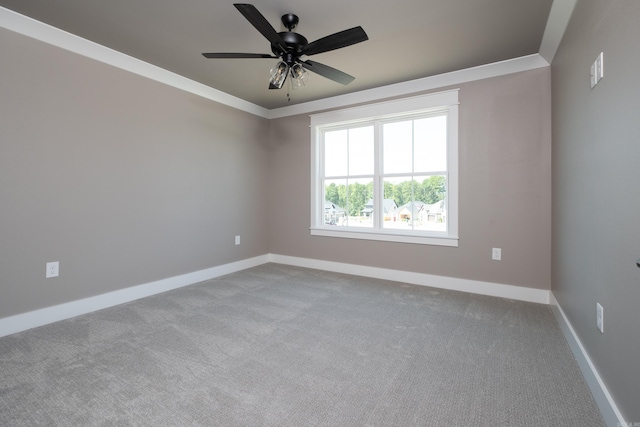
0, 0, 553, 109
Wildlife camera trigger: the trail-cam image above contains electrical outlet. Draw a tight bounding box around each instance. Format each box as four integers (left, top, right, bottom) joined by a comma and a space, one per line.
235, 235, 241, 245
596, 303, 604, 333
46, 261, 59, 278
590, 52, 604, 88
492, 248, 502, 261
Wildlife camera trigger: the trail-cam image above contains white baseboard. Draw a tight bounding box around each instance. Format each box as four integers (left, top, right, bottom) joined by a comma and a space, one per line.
268, 254, 550, 304
0, 255, 270, 338
549, 292, 626, 427
0, 253, 550, 338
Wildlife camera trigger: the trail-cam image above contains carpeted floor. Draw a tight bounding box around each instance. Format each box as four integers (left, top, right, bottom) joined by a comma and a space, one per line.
0, 263, 604, 426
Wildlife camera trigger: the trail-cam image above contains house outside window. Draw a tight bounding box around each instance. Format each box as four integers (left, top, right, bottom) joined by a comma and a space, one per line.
362, 199, 397, 220
310, 90, 459, 247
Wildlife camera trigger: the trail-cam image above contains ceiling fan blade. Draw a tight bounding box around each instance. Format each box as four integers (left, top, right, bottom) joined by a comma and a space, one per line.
301, 26, 368, 56
202, 52, 278, 59
234, 3, 287, 54
301, 60, 355, 85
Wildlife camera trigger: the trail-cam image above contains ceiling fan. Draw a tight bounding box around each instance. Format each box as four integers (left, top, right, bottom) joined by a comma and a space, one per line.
202, 4, 369, 90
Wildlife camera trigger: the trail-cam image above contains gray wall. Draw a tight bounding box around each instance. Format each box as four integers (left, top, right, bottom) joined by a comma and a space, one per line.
0, 28, 270, 318
551, 0, 640, 421
268, 68, 552, 291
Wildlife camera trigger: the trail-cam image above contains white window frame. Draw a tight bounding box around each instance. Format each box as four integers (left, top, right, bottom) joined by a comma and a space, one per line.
310, 89, 459, 247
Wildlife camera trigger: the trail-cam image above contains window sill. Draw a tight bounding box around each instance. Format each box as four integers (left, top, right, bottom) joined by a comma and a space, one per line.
310, 227, 459, 247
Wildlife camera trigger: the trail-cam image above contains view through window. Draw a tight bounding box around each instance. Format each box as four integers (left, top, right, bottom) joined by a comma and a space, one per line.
311, 90, 458, 246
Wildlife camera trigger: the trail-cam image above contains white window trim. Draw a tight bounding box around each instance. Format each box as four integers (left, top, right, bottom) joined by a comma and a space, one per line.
310, 89, 459, 247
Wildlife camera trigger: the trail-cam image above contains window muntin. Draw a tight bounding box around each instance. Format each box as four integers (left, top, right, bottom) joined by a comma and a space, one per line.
310, 90, 458, 246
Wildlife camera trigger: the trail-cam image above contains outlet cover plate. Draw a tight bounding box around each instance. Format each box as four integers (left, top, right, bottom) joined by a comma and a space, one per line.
591, 52, 604, 88
46, 261, 59, 278
596, 303, 604, 333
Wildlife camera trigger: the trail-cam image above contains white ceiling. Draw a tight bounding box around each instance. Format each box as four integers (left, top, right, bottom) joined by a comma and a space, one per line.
1, 0, 556, 110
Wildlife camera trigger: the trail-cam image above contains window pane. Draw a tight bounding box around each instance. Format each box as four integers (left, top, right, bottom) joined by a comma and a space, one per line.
325, 127, 374, 177
324, 130, 347, 177
414, 116, 447, 173
347, 177, 373, 228
383, 175, 447, 232
324, 179, 348, 226
383, 176, 414, 230
414, 175, 447, 232
324, 178, 373, 228
383, 121, 413, 174
348, 126, 374, 176
413, 175, 446, 204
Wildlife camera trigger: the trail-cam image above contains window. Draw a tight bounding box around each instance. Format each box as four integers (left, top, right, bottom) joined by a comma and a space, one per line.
310, 90, 459, 246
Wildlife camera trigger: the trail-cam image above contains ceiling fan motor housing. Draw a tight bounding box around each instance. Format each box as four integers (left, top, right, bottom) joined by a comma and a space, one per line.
272, 33, 308, 64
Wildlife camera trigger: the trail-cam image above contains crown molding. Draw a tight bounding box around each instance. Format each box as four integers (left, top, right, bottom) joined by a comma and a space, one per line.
0, 6, 271, 118
2, 0, 573, 119
539, 0, 578, 63
267, 54, 549, 119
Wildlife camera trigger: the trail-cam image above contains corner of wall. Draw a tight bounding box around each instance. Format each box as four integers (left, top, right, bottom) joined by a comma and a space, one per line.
549, 292, 626, 427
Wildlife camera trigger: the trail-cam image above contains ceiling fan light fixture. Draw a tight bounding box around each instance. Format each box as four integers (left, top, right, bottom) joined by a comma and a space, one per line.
203, 4, 368, 91
269, 61, 289, 89
290, 63, 308, 89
